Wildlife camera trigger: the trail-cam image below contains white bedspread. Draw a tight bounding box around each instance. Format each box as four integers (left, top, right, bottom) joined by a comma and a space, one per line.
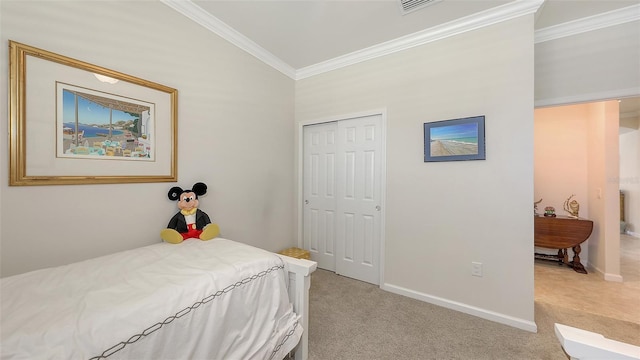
1, 239, 302, 360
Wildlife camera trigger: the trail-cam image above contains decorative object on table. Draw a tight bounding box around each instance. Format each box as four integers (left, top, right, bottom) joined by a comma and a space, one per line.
161, 182, 220, 244
544, 206, 556, 217
423, 115, 485, 162
534, 198, 543, 216
563, 194, 580, 218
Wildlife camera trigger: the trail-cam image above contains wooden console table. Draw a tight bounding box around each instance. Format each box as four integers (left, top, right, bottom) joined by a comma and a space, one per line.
534, 216, 593, 274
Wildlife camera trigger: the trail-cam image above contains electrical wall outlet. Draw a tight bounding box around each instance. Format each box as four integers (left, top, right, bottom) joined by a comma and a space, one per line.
472, 262, 483, 277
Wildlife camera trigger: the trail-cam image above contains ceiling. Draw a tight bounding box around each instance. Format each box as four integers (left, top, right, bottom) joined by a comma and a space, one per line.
162, 0, 640, 120
182, 0, 639, 71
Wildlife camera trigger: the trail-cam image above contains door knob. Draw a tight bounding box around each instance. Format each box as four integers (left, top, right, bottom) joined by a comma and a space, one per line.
305, 200, 309, 204
376, 205, 381, 211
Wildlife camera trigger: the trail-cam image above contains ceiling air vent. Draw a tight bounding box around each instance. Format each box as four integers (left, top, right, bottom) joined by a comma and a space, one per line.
399, 0, 442, 15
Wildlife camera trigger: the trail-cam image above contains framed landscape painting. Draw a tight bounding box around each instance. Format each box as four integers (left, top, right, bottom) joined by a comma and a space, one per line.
8, 40, 178, 185
424, 115, 485, 162
56, 83, 155, 161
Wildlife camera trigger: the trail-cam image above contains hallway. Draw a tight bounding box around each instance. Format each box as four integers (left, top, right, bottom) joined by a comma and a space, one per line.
534, 234, 640, 324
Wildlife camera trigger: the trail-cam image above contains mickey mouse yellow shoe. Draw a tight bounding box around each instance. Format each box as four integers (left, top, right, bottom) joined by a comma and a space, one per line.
161, 229, 184, 244
199, 224, 220, 241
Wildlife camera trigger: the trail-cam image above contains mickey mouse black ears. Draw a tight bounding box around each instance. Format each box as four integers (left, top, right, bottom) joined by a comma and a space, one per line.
191, 182, 207, 196
167, 182, 208, 201
167, 187, 183, 201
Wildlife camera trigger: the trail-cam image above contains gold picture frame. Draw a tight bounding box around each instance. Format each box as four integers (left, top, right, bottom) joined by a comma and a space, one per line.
8, 40, 178, 185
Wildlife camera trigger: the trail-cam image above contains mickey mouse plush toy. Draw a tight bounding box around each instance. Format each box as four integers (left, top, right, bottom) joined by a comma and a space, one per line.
160, 182, 220, 244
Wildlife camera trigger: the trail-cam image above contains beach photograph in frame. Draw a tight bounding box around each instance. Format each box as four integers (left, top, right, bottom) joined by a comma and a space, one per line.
424, 115, 485, 162
8, 40, 178, 186
57, 83, 155, 161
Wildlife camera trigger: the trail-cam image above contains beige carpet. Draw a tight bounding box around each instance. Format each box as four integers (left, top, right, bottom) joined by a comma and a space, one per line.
307, 236, 640, 359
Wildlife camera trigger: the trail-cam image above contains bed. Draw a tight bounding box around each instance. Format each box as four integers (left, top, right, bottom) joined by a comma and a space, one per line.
555, 323, 640, 360
0, 239, 316, 360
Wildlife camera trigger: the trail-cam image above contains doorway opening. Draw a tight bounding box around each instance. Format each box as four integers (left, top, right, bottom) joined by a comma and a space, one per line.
533, 97, 640, 323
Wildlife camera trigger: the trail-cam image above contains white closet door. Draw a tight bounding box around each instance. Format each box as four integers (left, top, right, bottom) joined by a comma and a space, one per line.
303, 122, 338, 271
302, 114, 383, 285
335, 115, 382, 285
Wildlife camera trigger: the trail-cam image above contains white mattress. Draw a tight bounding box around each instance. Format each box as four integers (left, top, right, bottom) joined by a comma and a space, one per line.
1, 239, 302, 360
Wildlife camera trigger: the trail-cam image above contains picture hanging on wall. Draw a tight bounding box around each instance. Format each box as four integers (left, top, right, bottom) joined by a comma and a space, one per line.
423, 115, 485, 162
8, 40, 178, 186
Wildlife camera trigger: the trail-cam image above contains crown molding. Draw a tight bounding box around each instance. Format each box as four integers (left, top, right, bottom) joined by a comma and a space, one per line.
534, 87, 640, 108
162, 0, 637, 80
534, 4, 640, 44
295, 0, 544, 80
160, 0, 296, 79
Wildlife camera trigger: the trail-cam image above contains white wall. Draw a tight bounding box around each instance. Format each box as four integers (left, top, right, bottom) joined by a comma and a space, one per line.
620, 128, 640, 235
534, 105, 591, 262
0, 1, 296, 277
586, 101, 621, 279
295, 17, 536, 330
535, 21, 640, 107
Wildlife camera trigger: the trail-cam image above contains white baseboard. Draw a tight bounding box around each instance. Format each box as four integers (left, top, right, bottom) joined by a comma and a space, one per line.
605, 273, 624, 282
381, 282, 538, 333
589, 264, 624, 282
625, 230, 639, 238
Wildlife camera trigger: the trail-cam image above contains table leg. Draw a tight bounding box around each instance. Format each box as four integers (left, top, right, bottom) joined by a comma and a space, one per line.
569, 244, 587, 274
